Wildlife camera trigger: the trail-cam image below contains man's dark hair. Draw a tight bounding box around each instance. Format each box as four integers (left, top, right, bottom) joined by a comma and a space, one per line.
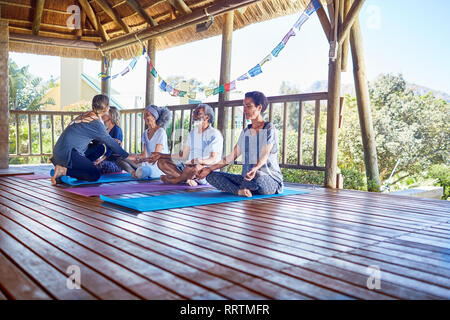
245, 91, 269, 113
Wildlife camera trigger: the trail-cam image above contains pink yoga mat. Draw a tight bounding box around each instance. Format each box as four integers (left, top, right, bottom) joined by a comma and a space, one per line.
64, 181, 209, 197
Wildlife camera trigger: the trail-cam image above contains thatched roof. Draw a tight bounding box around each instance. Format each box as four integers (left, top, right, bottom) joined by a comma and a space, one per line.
1, 0, 325, 61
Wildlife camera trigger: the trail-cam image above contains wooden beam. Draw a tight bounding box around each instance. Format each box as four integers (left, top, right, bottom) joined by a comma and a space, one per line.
325, 0, 342, 189
76, 7, 87, 38
9, 33, 100, 49
32, 0, 45, 35
341, 0, 351, 71
145, 39, 156, 105
95, 0, 131, 33
316, 6, 331, 42
78, 0, 98, 31
167, 0, 192, 15
101, 52, 112, 97
338, 0, 365, 44
217, 11, 233, 155
101, 0, 259, 52
96, 16, 109, 41
350, 17, 381, 191
126, 0, 158, 27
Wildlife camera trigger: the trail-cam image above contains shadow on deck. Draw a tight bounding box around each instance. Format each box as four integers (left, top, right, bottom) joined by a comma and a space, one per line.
0, 164, 449, 300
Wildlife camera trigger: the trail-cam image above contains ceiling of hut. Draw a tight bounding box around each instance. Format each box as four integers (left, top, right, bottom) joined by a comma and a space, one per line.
0, 0, 326, 60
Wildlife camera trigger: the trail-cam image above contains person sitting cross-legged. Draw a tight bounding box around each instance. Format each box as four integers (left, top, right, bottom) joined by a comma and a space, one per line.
197, 91, 284, 197
144, 104, 223, 186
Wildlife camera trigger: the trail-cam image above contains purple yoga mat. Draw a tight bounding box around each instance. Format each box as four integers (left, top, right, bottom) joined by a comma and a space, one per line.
64, 181, 209, 197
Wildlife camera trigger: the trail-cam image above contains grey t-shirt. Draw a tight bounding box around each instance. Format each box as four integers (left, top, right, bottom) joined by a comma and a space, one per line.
51, 119, 129, 168
237, 122, 284, 193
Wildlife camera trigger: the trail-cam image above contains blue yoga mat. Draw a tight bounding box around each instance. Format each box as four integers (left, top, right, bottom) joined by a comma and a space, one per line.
100, 188, 308, 212
50, 170, 157, 186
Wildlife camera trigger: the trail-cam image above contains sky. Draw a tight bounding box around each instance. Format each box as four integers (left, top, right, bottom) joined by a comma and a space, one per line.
9, 0, 450, 109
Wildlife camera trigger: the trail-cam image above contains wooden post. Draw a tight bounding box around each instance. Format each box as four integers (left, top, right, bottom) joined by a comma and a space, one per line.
145, 39, 156, 106
0, 16, 9, 168
217, 11, 234, 154
341, 0, 351, 71
101, 52, 111, 97
350, 18, 381, 191
325, 0, 342, 188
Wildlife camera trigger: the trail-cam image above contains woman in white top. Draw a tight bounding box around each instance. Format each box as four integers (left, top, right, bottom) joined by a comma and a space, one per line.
134, 105, 171, 178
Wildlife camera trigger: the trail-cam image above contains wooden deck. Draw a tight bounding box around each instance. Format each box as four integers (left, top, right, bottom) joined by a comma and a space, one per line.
0, 166, 449, 300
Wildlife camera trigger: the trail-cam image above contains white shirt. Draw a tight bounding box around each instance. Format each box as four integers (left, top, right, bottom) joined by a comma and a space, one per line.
142, 127, 168, 177
185, 126, 223, 164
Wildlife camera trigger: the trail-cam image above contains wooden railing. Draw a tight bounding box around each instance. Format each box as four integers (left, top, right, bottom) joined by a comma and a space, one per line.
9, 92, 328, 173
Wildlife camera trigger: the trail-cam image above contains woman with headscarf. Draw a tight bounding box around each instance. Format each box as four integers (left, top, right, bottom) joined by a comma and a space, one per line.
132, 104, 171, 179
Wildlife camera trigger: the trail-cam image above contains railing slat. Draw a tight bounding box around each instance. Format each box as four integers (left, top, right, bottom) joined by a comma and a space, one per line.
39, 114, 43, 157
170, 110, 176, 153
51, 115, 55, 150
269, 103, 273, 123
134, 112, 138, 153
28, 114, 32, 154
314, 99, 321, 167
15, 113, 19, 155
297, 101, 304, 165
230, 106, 236, 152
282, 102, 288, 165
61, 114, 65, 132
128, 114, 132, 153
180, 110, 185, 148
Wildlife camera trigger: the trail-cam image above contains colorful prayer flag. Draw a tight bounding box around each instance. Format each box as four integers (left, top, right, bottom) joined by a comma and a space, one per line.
213, 86, 224, 95
248, 64, 262, 77
178, 91, 187, 97
224, 80, 236, 92
129, 58, 138, 69
171, 89, 180, 97
112, 74, 119, 80
150, 68, 158, 78
271, 42, 285, 57
260, 54, 272, 67
159, 80, 167, 91
237, 73, 249, 81
294, 13, 309, 30
166, 85, 173, 93
282, 28, 296, 45
305, 0, 322, 16
120, 66, 130, 76
187, 92, 197, 99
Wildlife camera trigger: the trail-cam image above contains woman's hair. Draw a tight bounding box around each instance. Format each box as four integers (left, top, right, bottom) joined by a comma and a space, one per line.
92, 94, 110, 114
195, 103, 215, 125
145, 104, 172, 128
245, 91, 269, 114
109, 106, 121, 126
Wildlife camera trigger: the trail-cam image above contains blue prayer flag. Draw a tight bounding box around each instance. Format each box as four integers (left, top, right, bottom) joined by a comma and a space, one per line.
248, 64, 262, 77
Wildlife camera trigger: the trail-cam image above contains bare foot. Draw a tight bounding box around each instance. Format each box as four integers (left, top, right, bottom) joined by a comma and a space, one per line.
51, 165, 67, 185
237, 189, 252, 197
186, 179, 198, 187
131, 171, 137, 179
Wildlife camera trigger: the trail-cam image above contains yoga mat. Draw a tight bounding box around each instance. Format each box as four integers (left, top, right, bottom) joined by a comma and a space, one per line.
100, 188, 308, 212
65, 181, 209, 197
16, 174, 50, 180
60, 173, 158, 186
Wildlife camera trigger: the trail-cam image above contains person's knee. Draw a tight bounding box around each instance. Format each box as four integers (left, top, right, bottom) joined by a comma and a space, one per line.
136, 166, 152, 179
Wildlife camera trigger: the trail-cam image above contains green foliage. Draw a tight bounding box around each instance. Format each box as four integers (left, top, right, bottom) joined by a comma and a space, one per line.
427, 164, 450, 200
8, 59, 56, 111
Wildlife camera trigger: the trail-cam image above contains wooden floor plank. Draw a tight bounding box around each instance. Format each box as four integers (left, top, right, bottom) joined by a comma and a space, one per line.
1, 173, 448, 300
0, 250, 51, 300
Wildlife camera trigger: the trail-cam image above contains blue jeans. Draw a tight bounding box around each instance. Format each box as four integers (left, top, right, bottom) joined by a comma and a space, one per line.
206, 171, 280, 195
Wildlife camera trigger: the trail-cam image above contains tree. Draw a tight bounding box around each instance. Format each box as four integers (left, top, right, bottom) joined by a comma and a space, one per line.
8, 59, 56, 110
